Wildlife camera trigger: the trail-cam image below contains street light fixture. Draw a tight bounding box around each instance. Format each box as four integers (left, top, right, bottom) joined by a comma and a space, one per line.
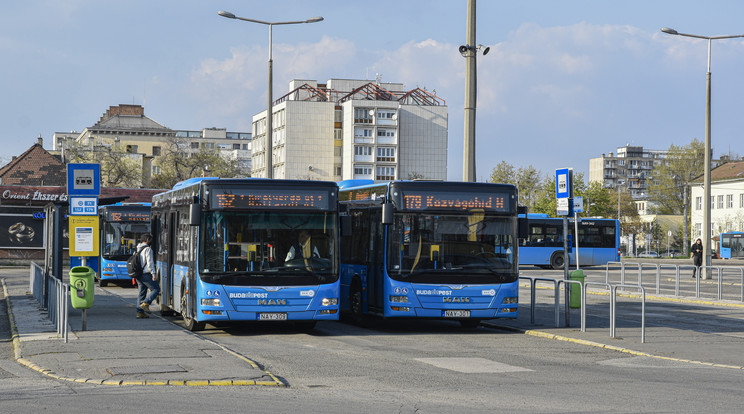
218, 10, 324, 179
661, 27, 744, 277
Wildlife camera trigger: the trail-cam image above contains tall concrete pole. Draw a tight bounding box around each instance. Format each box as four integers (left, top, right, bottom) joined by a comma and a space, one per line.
266, 24, 274, 179
462, 0, 477, 182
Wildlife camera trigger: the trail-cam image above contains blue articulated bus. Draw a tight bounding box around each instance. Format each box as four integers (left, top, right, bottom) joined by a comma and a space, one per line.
719, 232, 744, 259
71, 202, 152, 287
338, 180, 520, 327
518, 213, 620, 269
151, 178, 340, 331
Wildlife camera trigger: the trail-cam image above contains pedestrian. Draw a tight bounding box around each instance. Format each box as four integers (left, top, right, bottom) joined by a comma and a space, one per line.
690, 238, 703, 278
135, 233, 160, 318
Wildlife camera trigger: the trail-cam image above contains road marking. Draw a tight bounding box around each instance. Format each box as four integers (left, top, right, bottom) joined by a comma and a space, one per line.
414, 357, 533, 373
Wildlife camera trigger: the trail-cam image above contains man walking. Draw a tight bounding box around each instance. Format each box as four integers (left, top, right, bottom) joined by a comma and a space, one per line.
136, 234, 160, 318
691, 238, 704, 278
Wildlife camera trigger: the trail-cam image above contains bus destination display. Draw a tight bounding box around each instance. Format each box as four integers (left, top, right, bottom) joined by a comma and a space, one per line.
399, 191, 510, 212
105, 210, 150, 222
211, 189, 333, 210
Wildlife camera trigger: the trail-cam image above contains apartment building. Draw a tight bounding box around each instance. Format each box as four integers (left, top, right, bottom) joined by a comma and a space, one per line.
251, 78, 448, 181
589, 145, 667, 198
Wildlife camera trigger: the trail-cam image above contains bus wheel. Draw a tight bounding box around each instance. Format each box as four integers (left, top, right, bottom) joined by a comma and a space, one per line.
180, 291, 205, 331
550, 253, 565, 270
98, 278, 108, 288
350, 284, 364, 324
459, 319, 481, 329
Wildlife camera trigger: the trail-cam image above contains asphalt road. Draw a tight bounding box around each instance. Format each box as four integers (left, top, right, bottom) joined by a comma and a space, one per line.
2, 267, 744, 413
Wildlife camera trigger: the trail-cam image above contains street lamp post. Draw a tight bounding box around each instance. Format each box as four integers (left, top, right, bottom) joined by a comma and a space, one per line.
661, 27, 744, 278
219, 11, 323, 179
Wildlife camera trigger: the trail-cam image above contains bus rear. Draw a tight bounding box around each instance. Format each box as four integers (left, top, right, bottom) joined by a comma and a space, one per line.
720, 232, 744, 259
98, 203, 151, 287
340, 181, 519, 326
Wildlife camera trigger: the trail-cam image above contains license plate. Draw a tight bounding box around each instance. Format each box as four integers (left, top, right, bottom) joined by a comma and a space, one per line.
258, 312, 287, 321
443, 310, 470, 318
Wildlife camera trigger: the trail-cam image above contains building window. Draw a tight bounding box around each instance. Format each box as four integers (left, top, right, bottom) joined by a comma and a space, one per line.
354, 108, 372, 124
152, 146, 161, 156
354, 166, 373, 176
695, 223, 701, 237
335, 166, 342, 176
334, 147, 342, 157
717, 195, 724, 209
727, 194, 734, 208
354, 128, 373, 138
233, 143, 241, 150
696, 197, 702, 210
191, 142, 199, 149
334, 129, 343, 140
376, 166, 395, 181
741, 194, 744, 208
711, 196, 715, 209
354, 146, 372, 156
377, 147, 396, 162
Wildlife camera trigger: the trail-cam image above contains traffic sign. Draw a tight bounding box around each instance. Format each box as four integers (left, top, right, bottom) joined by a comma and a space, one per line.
69, 196, 98, 216
573, 196, 583, 213
67, 163, 101, 196
69, 216, 99, 256
557, 198, 570, 215
555, 168, 573, 199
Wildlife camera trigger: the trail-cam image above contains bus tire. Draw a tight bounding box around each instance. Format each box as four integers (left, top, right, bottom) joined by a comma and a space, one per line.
98, 278, 108, 288
181, 290, 205, 331
550, 253, 565, 270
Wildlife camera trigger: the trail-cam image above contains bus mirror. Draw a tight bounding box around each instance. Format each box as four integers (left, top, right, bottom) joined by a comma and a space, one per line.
340, 215, 352, 237
518, 217, 529, 239
189, 203, 201, 226
382, 203, 394, 225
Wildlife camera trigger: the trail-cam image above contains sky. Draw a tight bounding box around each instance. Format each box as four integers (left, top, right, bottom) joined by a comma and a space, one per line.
3, 0, 744, 181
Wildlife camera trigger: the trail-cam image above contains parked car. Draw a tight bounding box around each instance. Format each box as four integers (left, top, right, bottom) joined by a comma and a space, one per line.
665, 249, 681, 257
638, 251, 659, 258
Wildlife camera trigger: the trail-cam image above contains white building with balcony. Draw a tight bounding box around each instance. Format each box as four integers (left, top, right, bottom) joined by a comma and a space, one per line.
251, 78, 448, 181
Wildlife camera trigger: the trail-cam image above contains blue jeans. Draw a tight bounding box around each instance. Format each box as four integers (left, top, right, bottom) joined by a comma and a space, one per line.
136, 272, 161, 312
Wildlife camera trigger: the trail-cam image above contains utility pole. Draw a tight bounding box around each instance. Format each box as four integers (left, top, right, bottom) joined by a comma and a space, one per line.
462, 0, 477, 182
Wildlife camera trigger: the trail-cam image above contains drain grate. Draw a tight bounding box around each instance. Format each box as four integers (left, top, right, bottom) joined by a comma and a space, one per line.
107, 365, 187, 375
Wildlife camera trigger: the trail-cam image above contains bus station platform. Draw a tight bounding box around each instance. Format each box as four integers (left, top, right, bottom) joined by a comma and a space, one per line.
1, 268, 283, 386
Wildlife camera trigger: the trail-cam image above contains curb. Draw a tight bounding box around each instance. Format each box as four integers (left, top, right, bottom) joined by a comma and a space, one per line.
484, 323, 744, 371
2, 278, 284, 387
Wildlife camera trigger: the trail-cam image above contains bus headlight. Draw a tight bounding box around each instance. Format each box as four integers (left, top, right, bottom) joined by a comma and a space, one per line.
389, 295, 409, 303
502, 297, 518, 304
201, 298, 221, 307
321, 298, 338, 306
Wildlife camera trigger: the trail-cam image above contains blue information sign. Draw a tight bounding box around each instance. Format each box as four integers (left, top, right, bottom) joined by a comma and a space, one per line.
555, 168, 573, 199
67, 163, 101, 196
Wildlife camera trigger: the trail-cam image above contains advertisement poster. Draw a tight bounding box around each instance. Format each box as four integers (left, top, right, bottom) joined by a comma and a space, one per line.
0, 213, 44, 249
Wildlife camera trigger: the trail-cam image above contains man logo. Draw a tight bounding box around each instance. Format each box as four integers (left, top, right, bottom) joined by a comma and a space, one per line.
258, 299, 287, 306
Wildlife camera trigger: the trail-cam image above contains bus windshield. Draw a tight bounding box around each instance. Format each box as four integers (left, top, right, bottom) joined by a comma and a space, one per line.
102, 221, 150, 260
200, 210, 338, 286
387, 212, 516, 284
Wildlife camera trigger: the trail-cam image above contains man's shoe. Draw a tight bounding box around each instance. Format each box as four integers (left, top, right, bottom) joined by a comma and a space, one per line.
140, 302, 150, 313
136, 312, 149, 319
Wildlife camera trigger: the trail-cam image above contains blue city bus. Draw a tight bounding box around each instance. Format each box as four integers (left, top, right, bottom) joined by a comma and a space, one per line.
719, 232, 744, 259
518, 213, 620, 269
151, 178, 340, 331
71, 202, 151, 287
338, 180, 520, 327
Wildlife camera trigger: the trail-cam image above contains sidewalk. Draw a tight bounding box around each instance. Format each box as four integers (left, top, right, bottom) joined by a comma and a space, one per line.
483, 278, 744, 370
1, 269, 283, 386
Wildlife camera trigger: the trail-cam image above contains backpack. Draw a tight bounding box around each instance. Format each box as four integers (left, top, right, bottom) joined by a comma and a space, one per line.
127, 246, 144, 278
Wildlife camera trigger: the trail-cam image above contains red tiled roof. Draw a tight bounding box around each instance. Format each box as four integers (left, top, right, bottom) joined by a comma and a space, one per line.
0, 144, 65, 186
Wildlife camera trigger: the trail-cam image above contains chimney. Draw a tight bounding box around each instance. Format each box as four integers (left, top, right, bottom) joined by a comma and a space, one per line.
37, 134, 43, 147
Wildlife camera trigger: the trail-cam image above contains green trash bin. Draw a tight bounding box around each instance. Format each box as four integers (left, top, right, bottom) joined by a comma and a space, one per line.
70, 266, 95, 309
569, 269, 585, 309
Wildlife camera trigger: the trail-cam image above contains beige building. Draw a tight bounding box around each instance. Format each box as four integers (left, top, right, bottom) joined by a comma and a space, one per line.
589, 145, 667, 198
251, 78, 448, 181
53, 105, 251, 185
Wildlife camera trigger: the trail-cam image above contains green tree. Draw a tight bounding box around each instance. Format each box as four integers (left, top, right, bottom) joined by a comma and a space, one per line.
64, 140, 142, 188
647, 139, 705, 214
152, 137, 243, 189
488, 161, 543, 210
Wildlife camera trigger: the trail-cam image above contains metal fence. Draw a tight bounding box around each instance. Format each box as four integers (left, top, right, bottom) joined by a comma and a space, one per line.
29, 262, 69, 343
